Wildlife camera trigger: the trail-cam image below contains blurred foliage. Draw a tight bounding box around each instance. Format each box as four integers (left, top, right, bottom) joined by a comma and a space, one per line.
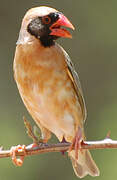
0, 0, 117, 179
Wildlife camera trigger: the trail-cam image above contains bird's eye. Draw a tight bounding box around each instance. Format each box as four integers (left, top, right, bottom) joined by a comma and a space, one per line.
42, 16, 51, 24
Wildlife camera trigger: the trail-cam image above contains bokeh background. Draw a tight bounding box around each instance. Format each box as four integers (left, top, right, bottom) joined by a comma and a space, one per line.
0, 0, 117, 179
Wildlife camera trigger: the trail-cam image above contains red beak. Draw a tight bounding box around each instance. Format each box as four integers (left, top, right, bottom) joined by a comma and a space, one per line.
50, 13, 75, 38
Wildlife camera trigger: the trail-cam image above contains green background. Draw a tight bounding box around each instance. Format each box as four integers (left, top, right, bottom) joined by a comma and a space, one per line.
0, 0, 117, 179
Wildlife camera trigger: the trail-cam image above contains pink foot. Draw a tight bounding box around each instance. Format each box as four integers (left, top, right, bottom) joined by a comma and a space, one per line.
69, 127, 83, 160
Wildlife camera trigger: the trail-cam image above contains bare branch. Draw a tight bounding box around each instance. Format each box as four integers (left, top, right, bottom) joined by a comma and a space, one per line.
0, 137, 117, 160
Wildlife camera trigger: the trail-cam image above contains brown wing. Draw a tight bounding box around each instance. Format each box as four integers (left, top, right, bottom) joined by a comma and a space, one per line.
64, 51, 87, 122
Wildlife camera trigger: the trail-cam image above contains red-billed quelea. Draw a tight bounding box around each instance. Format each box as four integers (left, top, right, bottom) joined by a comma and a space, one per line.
13, 6, 99, 178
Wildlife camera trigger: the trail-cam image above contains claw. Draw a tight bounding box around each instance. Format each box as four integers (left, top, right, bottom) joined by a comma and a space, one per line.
106, 130, 111, 139
61, 136, 67, 155
10, 145, 26, 166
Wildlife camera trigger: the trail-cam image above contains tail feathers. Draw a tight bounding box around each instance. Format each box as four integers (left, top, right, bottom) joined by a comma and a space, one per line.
69, 150, 100, 178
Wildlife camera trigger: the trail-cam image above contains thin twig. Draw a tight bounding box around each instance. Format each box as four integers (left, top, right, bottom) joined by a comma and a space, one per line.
0, 137, 117, 159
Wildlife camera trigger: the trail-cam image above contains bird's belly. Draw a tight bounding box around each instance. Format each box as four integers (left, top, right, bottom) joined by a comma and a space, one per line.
16, 68, 83, 142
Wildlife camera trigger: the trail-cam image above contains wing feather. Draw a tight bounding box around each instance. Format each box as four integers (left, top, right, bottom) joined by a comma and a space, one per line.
64, 50, 87, 122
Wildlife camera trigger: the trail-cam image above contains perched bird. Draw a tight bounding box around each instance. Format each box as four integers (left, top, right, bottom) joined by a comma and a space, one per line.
13, 6, 99, 178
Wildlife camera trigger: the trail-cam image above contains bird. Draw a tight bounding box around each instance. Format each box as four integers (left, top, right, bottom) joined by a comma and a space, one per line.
13, 6, 100, 178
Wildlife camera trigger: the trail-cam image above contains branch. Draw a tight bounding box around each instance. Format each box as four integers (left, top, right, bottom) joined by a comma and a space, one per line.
0, 119, 116, 166
1, 137, 117, 159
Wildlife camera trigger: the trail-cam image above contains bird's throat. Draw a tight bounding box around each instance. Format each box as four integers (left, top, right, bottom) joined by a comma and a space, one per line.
39, 36, 55, 47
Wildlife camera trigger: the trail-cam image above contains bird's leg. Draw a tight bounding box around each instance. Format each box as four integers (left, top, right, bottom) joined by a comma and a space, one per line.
61, 136, 67, 155
61, 136, 67, 143
69, 127, 83, 160
10, 145, 26, 166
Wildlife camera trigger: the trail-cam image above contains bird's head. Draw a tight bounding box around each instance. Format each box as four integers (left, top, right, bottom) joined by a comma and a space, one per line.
17, 6, 74, 47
